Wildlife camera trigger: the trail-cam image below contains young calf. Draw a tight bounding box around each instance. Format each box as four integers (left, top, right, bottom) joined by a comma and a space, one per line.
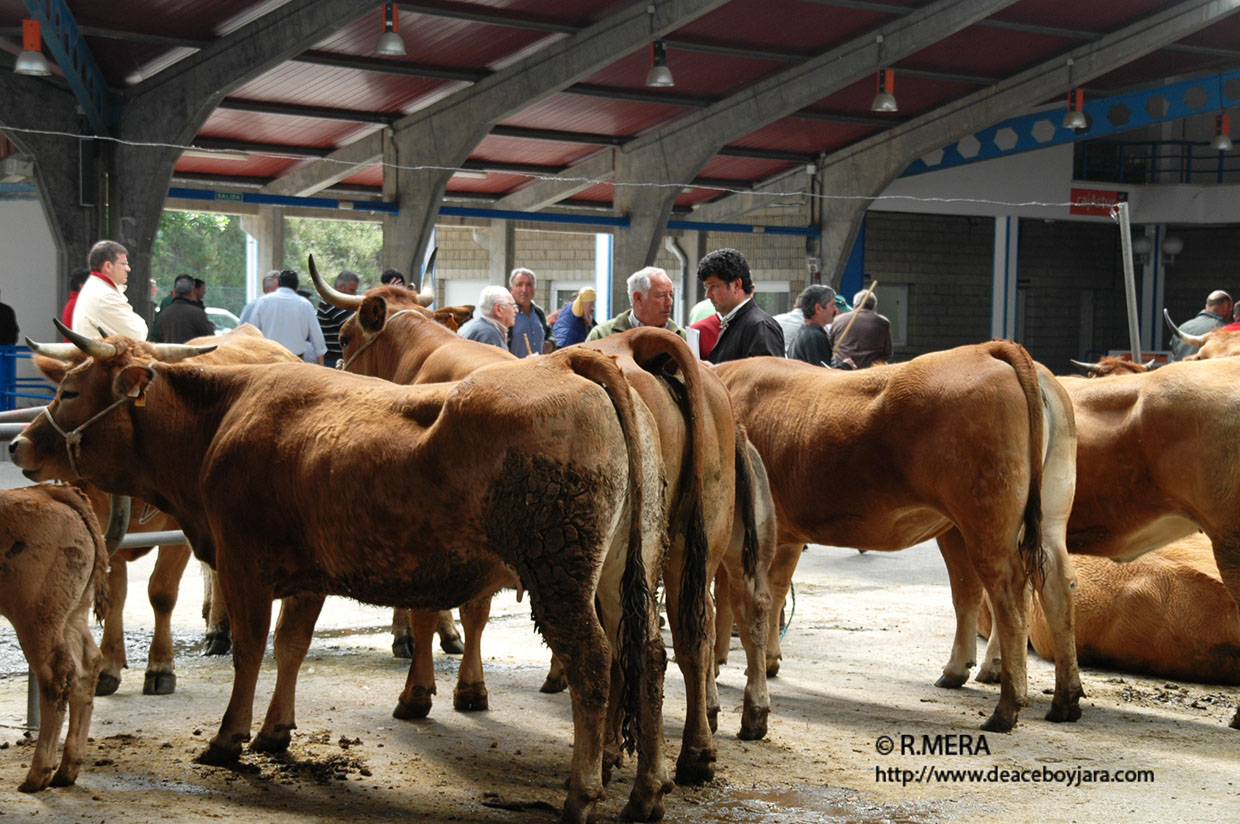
0, 483, 108, 792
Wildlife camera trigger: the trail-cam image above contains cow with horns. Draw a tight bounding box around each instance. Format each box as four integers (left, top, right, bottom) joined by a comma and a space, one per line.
1164, 309, 1240, 361
312, 256, 776, 784
11, 322, 674, 823
716, 342, 1082, 732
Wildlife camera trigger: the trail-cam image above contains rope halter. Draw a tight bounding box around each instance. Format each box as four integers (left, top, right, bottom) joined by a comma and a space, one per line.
38, 391, 138, 479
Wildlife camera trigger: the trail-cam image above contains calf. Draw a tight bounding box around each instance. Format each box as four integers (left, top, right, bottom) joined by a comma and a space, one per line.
0, 484, 108, 792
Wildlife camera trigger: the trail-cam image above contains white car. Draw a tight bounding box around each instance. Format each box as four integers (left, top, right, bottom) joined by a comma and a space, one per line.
205, 307, 241, 335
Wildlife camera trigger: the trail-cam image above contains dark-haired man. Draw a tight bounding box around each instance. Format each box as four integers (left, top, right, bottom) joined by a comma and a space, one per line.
317, 270, 360, 368
72, 239, 148, 340
151, 275, 215, 343
697, 248, 784, 363
787, 284, 838, 366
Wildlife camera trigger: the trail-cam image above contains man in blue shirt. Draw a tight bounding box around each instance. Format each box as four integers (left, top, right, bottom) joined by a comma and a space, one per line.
507, 267, 550, 357
249, 269, 327, 364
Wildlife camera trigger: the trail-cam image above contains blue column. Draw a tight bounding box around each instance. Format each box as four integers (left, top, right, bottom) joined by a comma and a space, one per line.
991, 216, 1019, 340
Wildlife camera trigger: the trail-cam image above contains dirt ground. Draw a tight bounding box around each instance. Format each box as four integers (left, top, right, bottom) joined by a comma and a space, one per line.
1, 534, 1237, 824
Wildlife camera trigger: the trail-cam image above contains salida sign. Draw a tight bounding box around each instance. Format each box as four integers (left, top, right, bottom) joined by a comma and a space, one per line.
1070, 187, 1128, 217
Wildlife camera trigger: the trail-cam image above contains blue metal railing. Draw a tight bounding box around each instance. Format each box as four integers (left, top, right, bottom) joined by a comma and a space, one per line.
0, 345, 56, 411
1075, 139, 1240, 186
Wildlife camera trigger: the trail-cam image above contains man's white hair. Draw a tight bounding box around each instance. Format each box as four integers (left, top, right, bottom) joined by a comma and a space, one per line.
627, 266, 669, 306
853, 289, 878, 310
478, 285, 512, 316
509, 267, 536, 286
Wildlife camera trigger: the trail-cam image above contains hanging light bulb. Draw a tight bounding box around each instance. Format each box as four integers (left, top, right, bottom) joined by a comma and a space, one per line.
870, 69, 897, 113
374, 2, 407, 56
1063, 89, 1088, 131
14, 19, 51, 77
645, 40, 673, 88
1211, 113, 1232, 152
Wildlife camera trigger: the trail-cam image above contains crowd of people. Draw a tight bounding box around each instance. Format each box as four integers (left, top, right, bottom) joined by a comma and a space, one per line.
35, 239, 895, 375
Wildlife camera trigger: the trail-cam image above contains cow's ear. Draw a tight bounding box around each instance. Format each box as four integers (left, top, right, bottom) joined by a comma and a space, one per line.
33, 355, 73, 383
113, 364, 155, 400
358, 295, 388, 334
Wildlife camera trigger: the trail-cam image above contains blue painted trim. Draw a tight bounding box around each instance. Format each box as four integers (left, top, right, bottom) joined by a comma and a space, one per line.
167, 186, 399, 214
903, 68, 1240, 177
666, 219, 819, 237
21, 0, 117, 133
439, 205, 629, 227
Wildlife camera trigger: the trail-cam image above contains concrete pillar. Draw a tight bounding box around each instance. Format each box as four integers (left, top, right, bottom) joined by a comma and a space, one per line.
240, 206, 286, 280
488, 220, 516, 286
107, 142, 183, 324
991, 215, 1020, 341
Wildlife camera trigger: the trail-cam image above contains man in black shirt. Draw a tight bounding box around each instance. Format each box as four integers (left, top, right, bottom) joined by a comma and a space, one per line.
0, 288, 17, 346
317, 270, 360, 368
788, 284, 838, 366
151, 275, 215, 343
698, 248, 784, 363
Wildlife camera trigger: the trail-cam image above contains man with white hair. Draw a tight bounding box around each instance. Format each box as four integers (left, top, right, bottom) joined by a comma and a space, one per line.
240, 270, 280, 325
458, 285, 517, 349
585, 266, 685, 342
828, 286, 892, 369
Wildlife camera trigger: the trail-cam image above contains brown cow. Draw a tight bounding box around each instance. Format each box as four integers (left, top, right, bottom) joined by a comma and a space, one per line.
12, 326, 672, 823
716, 342, 1082, 732
1048, 360, 1240, 727
1069, 356, 1152, 376
318, 261, 776, 783
0, 483, 108, 792
980, 533, 1240, 684
32, 325, 302, 695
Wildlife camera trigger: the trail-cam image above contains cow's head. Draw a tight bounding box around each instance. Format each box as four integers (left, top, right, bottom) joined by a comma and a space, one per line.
1069, 357, 1152, 378
8, 321, 214, 482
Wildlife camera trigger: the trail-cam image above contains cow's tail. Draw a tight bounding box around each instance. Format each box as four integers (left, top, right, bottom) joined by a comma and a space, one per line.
559, 347, 657, 756
987, 340, 1045, 583
734, 424, 762, 580
621, 328, 711, 642
51, 484, 112, 623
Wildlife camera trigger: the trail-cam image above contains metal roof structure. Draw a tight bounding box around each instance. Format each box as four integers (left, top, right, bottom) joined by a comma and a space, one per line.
2, 1, 1238, 302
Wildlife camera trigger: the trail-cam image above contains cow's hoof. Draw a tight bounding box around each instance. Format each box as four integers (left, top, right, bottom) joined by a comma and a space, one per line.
621, 793, 667, 822
18, 777, 49, 794
674, 747, 716, 785
95, 672, 121, 696
981, 712, 1017, 733
143, 671, 176, 695
739, 705, 769, 741
391, 637, 414, 659
706, 706, 719, 734
50, 769, 77, 788
439, 634, 465, 656
202, 632, 231, 657
540, 672, 568, 694
1045, 702, 1082, 723
765, 658, 780, 678
974, 661, 1001, 684
454, 682, 488, 712
251, 731, 291, 754
935, 672, 968, 689
196, 743, 242, 766
393, 687, 434, 720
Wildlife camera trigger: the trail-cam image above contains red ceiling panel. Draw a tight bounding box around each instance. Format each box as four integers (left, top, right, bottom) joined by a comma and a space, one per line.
471, 134, 598, 168
995, 0, 1172, 32
905, 28, 1078, 77
697, 155, 791, 182
174, 153, 300, 180
728, 118, 876, 156
583, 45, 786, 98
673, 0, 904, 55
231, 60, 450, 115
199, 109, 375, 149
503, 93, 689, 138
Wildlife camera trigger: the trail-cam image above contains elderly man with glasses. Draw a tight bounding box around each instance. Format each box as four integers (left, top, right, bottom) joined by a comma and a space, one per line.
458, 285, 518, 349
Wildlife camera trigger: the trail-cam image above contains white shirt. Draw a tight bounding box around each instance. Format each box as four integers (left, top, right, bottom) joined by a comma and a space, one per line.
72, 272, 148, 340
248, 287, 327, 362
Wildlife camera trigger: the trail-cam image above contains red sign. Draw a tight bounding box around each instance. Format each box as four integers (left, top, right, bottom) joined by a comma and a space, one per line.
1070, 187, 1128, 217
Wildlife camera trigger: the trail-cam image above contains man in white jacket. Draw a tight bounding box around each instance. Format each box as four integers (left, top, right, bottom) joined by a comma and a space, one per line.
72, 240, 148, 341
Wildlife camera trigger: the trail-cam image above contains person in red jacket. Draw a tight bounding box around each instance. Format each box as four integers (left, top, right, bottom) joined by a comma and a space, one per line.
59, 268, 89, 341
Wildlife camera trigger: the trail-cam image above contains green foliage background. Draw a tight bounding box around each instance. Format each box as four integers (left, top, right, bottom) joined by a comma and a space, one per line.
150, 211, 383, 315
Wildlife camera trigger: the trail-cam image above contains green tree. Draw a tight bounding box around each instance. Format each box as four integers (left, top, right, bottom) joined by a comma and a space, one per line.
284, 217, 383, 286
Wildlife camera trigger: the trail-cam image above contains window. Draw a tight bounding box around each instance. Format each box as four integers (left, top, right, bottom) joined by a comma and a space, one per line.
753, 281, 790, 315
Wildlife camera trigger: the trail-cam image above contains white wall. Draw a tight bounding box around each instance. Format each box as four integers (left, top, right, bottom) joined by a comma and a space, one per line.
1, 198, 59, 407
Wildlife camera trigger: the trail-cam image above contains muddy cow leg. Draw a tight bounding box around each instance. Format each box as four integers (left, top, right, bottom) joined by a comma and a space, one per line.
935, 528, 984, 688
198, 555, 273, 766
1035, 531, 1083, 723
541, 653, 568, 694
968, 535, 1031, 734
722, 550, 772, 742
438, 609, 465, 655
1207, 536, 1240, 729
393, 610, 439, 720
453, 596, 491, 711
391, 608, 413, 658
663, 543, 716, 785
764, 543, 804, 678
201, 563, 231, 656
253, 593, 325, 753
51, 609, 102, 787
95, 552, 131, 696
144, 544, 191, 695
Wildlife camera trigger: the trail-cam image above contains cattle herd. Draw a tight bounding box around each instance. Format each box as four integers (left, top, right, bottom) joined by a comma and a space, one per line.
1, 258, 1238, 821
